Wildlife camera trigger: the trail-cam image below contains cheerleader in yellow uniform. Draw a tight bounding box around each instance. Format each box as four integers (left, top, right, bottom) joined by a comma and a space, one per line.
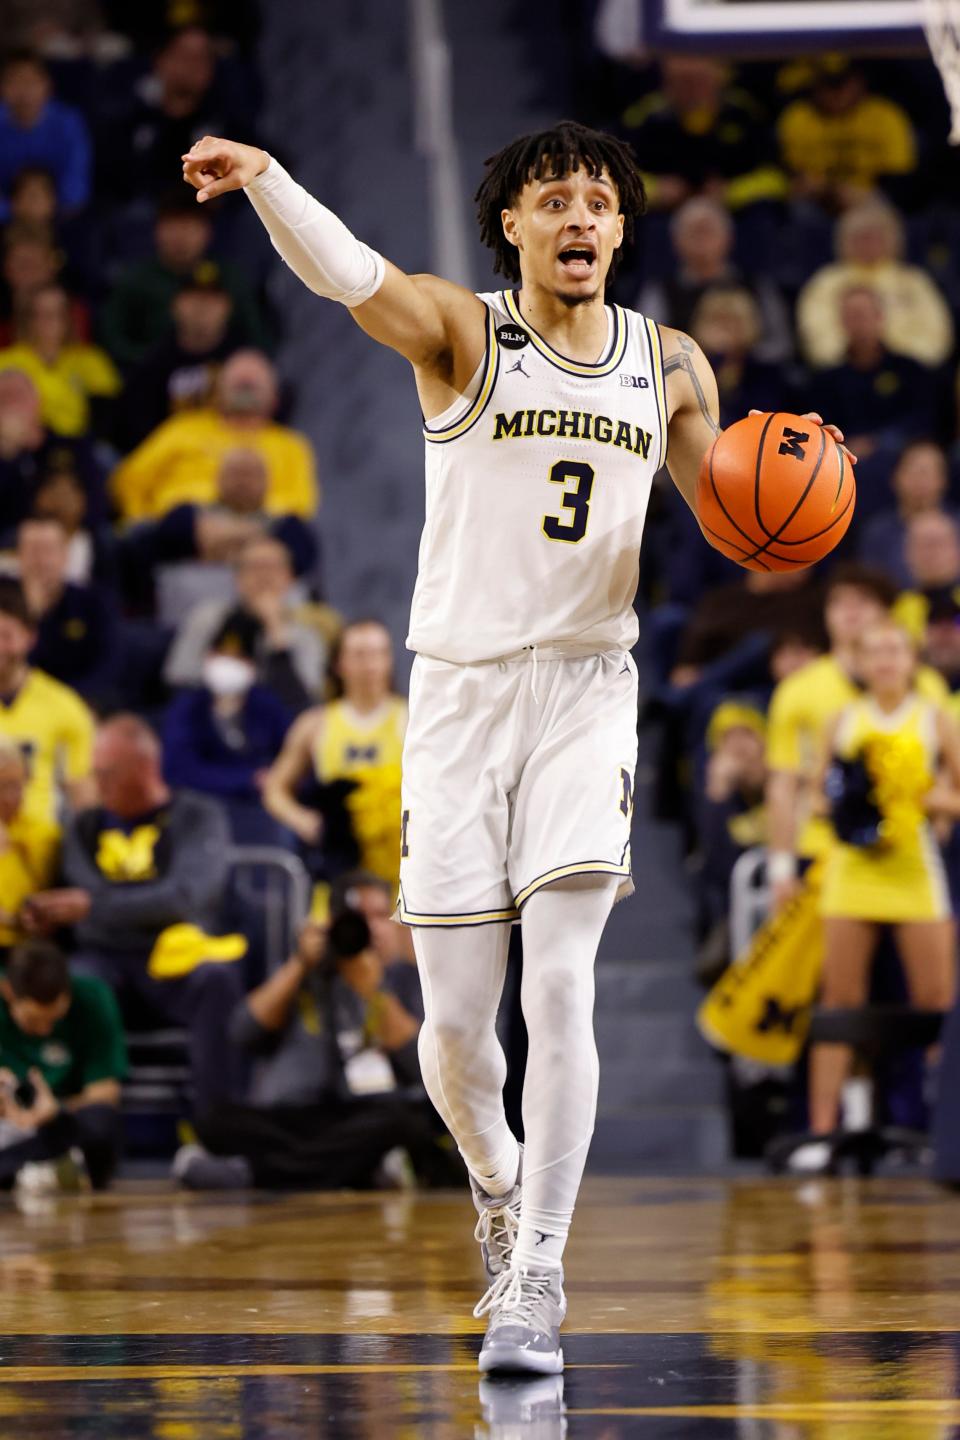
811, 619, 960, 1138
263, 620, 407, 900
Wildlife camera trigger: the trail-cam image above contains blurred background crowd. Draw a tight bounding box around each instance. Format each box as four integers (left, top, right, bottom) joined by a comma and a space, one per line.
2, 0, 960, 1188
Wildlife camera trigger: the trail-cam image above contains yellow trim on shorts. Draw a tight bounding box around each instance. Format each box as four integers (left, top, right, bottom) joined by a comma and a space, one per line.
423, 305, 499, 443
398, 895, 519, 927
514, 860, 631, 909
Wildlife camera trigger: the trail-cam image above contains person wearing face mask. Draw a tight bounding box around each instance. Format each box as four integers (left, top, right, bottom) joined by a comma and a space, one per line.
110, 348, 318, 521
163, 534, 326, 712
161, 614, 292, 842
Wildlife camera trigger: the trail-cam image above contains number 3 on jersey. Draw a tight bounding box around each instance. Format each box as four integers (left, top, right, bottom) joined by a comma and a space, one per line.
542, 460, 594, 544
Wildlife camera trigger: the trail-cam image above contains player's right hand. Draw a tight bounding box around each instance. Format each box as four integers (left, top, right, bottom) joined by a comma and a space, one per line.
182, 136, 269, 202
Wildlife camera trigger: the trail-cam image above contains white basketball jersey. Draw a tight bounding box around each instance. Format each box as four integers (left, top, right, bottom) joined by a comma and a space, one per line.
406, 289, 668, 664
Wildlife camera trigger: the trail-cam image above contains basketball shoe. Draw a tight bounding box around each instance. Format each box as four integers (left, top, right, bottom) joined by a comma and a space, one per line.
474, 1264, 566, 1374
470, 1145, 523, 1283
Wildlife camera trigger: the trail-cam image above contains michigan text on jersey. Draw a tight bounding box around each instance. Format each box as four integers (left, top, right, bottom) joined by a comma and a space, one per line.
492, 408, 653, 457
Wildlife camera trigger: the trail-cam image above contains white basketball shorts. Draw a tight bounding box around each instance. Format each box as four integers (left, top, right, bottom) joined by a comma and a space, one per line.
398, 648, 638, 926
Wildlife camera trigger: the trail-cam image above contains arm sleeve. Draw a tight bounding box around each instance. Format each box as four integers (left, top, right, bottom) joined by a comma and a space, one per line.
244, 158, 385, 307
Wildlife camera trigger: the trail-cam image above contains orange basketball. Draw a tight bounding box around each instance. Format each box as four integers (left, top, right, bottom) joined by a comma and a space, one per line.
697, 412, 856, 572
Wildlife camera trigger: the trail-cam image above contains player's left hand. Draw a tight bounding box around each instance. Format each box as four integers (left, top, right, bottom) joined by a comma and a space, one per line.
0, 1068, 59, 1130
749, 410, 857, 467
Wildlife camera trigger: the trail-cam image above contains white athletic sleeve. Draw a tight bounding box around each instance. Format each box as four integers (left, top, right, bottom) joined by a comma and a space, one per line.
244, 156, 385, 308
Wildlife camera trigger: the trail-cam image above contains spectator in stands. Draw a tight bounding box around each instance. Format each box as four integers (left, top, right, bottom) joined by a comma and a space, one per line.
670, 569, 823, 694
621, 55, 785, 214
0, 52, 92, 220
0, 225, 90, 347
106, 28, 250, 206
637, 197, 792, 361
0, 740, 60, 961
805, 287, 940, 463
111, 350, 317, 521
0, 284, 121, 438
7, 169, 98, 303
778, 58, 917, 213
119, 272, 241, 449
29, 457, 115, 586
14, 517, 116, 702
21, 714, 245, 1116
0, 580, 94, 825
332, 869, 418, 979
765, 564, 947, 912
0, 370, 108, 533
689, 286, 792, 427
99, 191, 267, 371
696, 700, 768, 971
164, 535, 325, 711
263, 620, 406, 892
797, 201, 953, 370
180, 912, 460, 1190
0, 940, 125, 1190
859, 442, 955, 590
161, 613, 292, 836
118, 449, 317, 616
893, 512, 960, 642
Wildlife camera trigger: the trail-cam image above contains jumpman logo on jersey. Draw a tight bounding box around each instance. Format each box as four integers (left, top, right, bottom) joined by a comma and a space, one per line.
506, 356, 530, 378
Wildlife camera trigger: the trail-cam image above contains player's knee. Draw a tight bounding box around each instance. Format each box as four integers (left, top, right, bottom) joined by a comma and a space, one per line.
528, 959, 594, 1035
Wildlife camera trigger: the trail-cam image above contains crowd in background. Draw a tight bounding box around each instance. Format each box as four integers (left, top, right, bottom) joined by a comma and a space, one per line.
4, 1, 960, 1185
0, 4, 445, 1195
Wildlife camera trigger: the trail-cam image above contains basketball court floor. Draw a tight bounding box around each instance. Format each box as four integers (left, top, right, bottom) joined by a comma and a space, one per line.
3, 1175, 960, 1436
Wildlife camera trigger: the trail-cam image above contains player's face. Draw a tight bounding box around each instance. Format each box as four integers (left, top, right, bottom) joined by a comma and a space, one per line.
504, 167, 624, 302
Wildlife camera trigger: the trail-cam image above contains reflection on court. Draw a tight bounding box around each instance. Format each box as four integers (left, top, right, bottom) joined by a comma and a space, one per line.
3, 1176, 960, 1436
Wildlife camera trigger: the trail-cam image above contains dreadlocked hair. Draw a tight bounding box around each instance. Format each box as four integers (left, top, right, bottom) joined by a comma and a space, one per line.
475, 120, 647, 285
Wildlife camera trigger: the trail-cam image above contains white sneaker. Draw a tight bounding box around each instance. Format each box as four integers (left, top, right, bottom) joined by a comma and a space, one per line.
787, 1140, 834, 1175
475, 1265, 566, 1375
471, 1147, 523, 1284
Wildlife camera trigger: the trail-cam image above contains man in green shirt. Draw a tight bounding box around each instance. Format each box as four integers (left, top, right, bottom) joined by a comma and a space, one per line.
0, 940, 126, 1189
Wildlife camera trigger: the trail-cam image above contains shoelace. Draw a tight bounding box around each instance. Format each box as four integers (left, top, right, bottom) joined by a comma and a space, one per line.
473, 1266, 554, 1322
473, 1197, 521, 1268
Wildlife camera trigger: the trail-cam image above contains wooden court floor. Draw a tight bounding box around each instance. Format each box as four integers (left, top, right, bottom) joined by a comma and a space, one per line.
3, 1176, 960, 1437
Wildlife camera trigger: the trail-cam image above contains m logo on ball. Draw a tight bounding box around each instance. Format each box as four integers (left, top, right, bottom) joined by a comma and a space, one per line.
777, 428, 810, 462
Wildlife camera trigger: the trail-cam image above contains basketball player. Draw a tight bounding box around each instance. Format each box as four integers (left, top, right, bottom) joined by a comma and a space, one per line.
182, 122, 850, 1374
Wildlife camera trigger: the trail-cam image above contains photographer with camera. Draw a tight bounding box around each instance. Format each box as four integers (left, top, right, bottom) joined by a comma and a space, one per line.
0, 939, 126, 1191
177, 909, 463, 1190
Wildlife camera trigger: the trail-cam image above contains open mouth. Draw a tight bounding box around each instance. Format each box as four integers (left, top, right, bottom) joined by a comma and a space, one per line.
557, 246, 596, 274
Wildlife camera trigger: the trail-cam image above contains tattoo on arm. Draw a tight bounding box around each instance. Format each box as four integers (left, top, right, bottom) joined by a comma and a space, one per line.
663, 333, 720, 437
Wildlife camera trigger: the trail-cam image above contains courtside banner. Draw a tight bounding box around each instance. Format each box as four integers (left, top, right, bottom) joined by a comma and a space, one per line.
698, 860, 825, 1067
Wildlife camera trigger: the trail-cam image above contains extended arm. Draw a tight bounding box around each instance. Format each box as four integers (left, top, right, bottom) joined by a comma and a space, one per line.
181, 138, 486, 409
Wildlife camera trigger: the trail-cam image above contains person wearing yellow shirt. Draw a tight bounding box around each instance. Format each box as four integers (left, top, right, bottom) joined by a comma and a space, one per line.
0, 739, 60, 954
111, 349, 319, 521
797, 201, 953, 370
263, 620, 407, 899
0, 581, 95, 827
766, 564, 948, 911
778, 62, 916, 209
0, 284, 121, 438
